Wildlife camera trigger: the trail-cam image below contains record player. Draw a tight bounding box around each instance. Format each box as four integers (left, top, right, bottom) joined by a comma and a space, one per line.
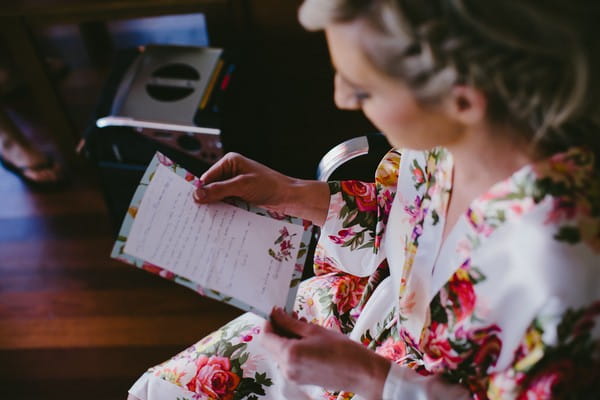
96, 44, 231, 164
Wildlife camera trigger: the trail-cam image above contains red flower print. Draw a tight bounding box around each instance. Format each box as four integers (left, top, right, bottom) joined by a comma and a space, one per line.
411, 164, 426, 188
376, 338, 407, 363
184, 171, 195, 182
341, 181, 377, 212
545, 198, 577, 224
328, 235, 344, 245
302, 219, 313, 231
378, 190, 394, 215
187, 355, 241, 400
141, 262, 162, 274
518, 359, 576, 400
422, 321, 464, 370
141, 262, 175, 279
471, 334, 502, 370
330, 274, 366, 314
374, 234, 382, 249
267, 210, 288, 220
313, 254, 341, 275
157, 153, 174, 167
328, 228, 355, 245
467, 325, 502, 372
323, 315, 342, 331
447, 271, 476, 322
269, 226, 296, 261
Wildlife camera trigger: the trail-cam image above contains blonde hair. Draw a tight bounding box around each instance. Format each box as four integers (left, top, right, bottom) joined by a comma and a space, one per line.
299, 0, 600, 158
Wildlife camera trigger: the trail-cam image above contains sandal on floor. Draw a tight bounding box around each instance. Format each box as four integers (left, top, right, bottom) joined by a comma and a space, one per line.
0, 152, 67, 190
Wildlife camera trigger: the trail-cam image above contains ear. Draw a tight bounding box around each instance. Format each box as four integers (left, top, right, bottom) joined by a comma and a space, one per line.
444, 85, 487, 125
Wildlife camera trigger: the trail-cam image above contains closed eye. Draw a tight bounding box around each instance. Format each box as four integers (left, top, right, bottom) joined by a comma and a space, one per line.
354, 91, 371, 102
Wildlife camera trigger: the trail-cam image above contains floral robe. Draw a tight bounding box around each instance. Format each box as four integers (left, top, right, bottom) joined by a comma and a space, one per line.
129, 147, 600, 400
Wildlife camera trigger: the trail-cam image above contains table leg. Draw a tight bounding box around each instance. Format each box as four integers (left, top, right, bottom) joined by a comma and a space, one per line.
0, 16, 77, 163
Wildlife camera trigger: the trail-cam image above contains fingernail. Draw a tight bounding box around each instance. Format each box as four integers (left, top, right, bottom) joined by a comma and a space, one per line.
194, 179, 204, 188
193, 189, 207, 202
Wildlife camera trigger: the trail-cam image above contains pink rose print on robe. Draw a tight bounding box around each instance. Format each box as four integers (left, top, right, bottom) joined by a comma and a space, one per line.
376, 338, 407, 363
186, 355, 241, 400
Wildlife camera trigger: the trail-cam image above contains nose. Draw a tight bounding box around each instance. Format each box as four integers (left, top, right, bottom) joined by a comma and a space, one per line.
334, 73, 360, 110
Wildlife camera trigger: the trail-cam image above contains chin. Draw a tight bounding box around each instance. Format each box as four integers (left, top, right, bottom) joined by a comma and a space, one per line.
387, 138, 441, 151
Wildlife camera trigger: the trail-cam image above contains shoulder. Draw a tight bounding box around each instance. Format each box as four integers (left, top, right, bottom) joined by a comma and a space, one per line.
468, 148, 600, 303
376, 147, 451, 190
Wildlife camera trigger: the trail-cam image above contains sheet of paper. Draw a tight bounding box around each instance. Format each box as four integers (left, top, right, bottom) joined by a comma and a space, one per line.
124, 164, 305, 314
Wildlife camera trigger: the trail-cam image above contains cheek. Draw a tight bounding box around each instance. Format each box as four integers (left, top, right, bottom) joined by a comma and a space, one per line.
364, 103, 459, 149
364, 103, 422, 141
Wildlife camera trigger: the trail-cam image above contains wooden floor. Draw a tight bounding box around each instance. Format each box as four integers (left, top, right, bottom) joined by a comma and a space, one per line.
0, 10, 378, 397
0, 141, 241, 398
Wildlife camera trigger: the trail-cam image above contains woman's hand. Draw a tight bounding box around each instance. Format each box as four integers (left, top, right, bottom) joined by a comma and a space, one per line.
193, 153, 330, 226
261, 307, 391, 398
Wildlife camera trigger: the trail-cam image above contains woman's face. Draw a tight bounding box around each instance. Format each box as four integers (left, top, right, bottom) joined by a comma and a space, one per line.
325, 21, 465, 150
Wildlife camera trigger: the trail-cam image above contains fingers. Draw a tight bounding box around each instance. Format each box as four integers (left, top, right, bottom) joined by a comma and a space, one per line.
199, 152, 246, 184
261, 318, 307, 382
193, 174, 250, 204
269, 307, 313, 338
194, 152, 253, 204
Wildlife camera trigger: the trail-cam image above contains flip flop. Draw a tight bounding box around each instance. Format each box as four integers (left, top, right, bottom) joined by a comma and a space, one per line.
0, 152, 67, 190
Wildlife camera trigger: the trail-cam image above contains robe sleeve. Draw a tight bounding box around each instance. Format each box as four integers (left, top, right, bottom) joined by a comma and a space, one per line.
316, 150, 402, 277
382, 363, 471, 400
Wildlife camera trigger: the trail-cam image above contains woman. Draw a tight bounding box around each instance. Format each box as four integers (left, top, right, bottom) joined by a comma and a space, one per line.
129, 1, 600, 398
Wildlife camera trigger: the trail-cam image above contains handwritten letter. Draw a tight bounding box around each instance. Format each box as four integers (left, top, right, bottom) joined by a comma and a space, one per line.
124, 164, 304, 314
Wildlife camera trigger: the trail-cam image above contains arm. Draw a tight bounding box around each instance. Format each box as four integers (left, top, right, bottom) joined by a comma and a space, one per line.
261, 308, 471, 399
194, 152, 331, 226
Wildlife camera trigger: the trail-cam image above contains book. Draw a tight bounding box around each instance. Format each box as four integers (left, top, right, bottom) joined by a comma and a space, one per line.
111, 152, 314, 318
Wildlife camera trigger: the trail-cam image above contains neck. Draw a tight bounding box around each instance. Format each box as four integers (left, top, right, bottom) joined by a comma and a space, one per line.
447, 123, 535, 196
439, 123, 534, 244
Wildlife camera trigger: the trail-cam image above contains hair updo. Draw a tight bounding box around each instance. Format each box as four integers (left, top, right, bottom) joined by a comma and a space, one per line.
299, 0, 600, 158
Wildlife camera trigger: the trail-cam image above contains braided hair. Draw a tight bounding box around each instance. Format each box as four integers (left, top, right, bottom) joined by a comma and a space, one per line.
299, 0, 600, 159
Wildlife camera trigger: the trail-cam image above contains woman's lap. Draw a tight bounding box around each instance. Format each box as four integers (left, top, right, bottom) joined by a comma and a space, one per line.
129, 274, 359, 400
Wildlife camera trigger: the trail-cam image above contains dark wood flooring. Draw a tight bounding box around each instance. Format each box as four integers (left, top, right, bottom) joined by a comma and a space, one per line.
0, 10, 378, 397
0, 139, 241, 399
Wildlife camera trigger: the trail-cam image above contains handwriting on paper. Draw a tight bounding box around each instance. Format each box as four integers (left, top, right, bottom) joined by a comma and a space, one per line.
124, 164, 304, 314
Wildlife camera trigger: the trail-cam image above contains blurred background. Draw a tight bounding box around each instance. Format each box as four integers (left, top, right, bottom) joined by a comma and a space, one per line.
0, 1, 375, 399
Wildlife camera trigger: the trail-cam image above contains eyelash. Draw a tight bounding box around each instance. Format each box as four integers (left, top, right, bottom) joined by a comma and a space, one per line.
354, 91, 371, 103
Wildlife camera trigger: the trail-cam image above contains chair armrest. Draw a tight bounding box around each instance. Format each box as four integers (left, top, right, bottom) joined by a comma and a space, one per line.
316, 132, 390, 182
317, 136, 369, 182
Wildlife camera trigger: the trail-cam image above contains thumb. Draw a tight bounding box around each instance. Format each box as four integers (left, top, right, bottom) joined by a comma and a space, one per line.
193, 175, 247, 203
269, 307, 312, 339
